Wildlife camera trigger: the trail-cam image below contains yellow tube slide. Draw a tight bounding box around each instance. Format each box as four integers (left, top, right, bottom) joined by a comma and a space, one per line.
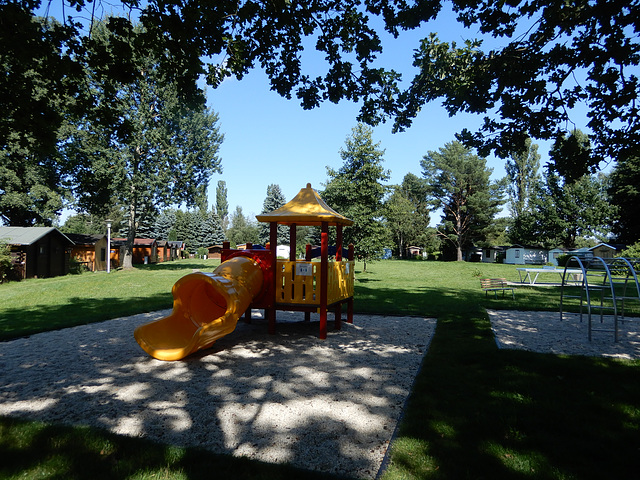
134, 256, 264, 361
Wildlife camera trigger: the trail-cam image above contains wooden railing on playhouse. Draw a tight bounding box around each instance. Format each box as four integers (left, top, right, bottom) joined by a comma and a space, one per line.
275, 257, 355, 306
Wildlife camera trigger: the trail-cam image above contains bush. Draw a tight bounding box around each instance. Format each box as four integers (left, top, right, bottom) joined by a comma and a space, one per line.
68, 257, 90, 275
0, 242, 13, 283
555, 254, 572, 267
617, 242, 640, 258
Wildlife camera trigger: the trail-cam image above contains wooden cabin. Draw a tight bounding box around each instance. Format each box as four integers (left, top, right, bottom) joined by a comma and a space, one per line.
0, 226, 74, 279
66, 234, 108, 271
207, 245, 223, 259
112, 238, 158, 264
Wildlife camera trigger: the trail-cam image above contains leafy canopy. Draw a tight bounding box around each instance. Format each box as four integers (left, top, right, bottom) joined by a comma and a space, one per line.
3, 0, 638, 189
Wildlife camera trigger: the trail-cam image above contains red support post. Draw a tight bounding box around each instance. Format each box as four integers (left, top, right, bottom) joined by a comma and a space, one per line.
336, 225, 343, 261
348, 243, 354, 323
268, 222, 278, 334
305, 243, 311, 322
319, 221, 329, 339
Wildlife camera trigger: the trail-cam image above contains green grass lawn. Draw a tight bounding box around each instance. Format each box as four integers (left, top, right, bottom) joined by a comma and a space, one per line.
1, 259, 639, 479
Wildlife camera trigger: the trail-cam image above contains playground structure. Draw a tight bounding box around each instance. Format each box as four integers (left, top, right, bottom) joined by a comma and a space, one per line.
135, 183, 355, 361
560, 256, 640, 341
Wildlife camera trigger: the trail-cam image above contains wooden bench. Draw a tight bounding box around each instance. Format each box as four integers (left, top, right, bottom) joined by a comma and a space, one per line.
481, 278, 515, 299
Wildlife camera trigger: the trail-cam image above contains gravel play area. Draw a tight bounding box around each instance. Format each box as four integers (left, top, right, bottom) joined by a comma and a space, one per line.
488, 309, 640, 360
0, 311, 437, 479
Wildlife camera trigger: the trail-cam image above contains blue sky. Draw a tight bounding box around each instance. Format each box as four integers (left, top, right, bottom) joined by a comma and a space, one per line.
42, 3, 589, 225
206, 11, 521, 220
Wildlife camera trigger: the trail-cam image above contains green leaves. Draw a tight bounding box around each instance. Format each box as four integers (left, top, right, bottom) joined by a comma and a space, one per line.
421, 140, 504, 260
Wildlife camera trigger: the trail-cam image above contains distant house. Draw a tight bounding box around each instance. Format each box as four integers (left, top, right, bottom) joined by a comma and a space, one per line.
157, 240, 170, 263
481, 246, 506, 263
207, 245, 223, 259
407, 246, 422, 258
168, 241, 185, 260
504, 245, 548, 265
547, 248, 567, 266
0, 226, 74, 279
112, 238, 158, 264
569, 243, 617, 260
66, 233, 108, 271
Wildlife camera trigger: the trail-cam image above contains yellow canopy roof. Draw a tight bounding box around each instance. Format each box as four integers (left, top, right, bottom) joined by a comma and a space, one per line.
255, 183, 354, 226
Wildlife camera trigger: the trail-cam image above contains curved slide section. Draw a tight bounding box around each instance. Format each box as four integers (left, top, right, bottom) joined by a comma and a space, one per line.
134, 256, 264, 361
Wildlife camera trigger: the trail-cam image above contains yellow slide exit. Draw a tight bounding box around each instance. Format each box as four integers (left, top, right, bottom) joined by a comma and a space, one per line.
134, 255, 264, 361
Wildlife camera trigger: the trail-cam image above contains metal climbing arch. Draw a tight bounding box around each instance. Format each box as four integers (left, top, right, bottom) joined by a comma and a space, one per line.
560, 256, 640, 342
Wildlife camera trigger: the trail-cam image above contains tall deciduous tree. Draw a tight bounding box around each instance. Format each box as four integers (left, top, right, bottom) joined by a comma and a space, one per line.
422, 141, 503, 261
384, 173, 431, 258
216, 180, 229, 233
322, 123, 390, 270
1, 9, 84, 225
608, 156, 640, 245
62, 19, 223, 268
505, 138, 541, 219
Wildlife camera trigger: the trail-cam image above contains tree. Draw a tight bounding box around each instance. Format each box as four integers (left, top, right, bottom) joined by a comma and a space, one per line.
422, 141, 503, 261
394, 2, 640, 179
62, 19, 224, 268
384, 174, 431, 258
505, 138, 541, 219
226, 206, 260, 247
322, 124, 390, 270
215, 180, 229, 233
516, 168, 612, 249
1, 9, 84, 225
504, 138, 542, 245
152, 209, 177, 241
608, 156, 640, 245
6, 2, 637, 184
258, 184, 288, 245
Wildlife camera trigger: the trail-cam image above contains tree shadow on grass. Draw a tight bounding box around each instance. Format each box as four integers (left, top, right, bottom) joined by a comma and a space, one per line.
0, 293, 173, 342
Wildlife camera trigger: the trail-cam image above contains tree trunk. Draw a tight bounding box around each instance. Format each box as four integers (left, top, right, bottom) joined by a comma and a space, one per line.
123, 190, 137, 269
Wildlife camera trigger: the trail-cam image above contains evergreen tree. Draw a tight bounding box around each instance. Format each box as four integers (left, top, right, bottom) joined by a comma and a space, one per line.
421, 141, 504, 261
152, 209, 177, 240
226, 206, 260, 247
216, 180, 229, 232
523, 170, 612, 249
208, 208, 226, 246
322, 124, 390, 270
259, 184, 288, 245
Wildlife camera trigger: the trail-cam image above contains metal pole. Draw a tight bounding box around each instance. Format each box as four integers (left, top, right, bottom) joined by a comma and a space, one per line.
106, 220, 112, 273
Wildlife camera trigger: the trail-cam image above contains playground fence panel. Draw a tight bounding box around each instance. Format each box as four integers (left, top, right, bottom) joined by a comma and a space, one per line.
275, 260, 354, 306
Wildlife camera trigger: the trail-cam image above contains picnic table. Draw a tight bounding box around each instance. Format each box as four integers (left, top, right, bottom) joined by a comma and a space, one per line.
516, 267, 582, 285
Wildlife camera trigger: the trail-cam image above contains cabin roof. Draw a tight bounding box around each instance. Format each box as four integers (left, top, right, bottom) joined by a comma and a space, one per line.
0, 226, 73, 246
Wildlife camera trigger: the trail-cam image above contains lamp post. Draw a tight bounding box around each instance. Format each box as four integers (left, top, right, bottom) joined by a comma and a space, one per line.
106, 220, 112, 273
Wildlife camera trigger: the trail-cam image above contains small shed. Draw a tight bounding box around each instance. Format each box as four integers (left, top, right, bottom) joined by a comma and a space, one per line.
547, 248, 566, 266
207, 245, 223, 259
481, 246, 505, 263
505, 245, 548, 265
156, 240, 170, 263
589, 243, 617, 259
0, 226, 74, 279
66, 233, 108, 271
